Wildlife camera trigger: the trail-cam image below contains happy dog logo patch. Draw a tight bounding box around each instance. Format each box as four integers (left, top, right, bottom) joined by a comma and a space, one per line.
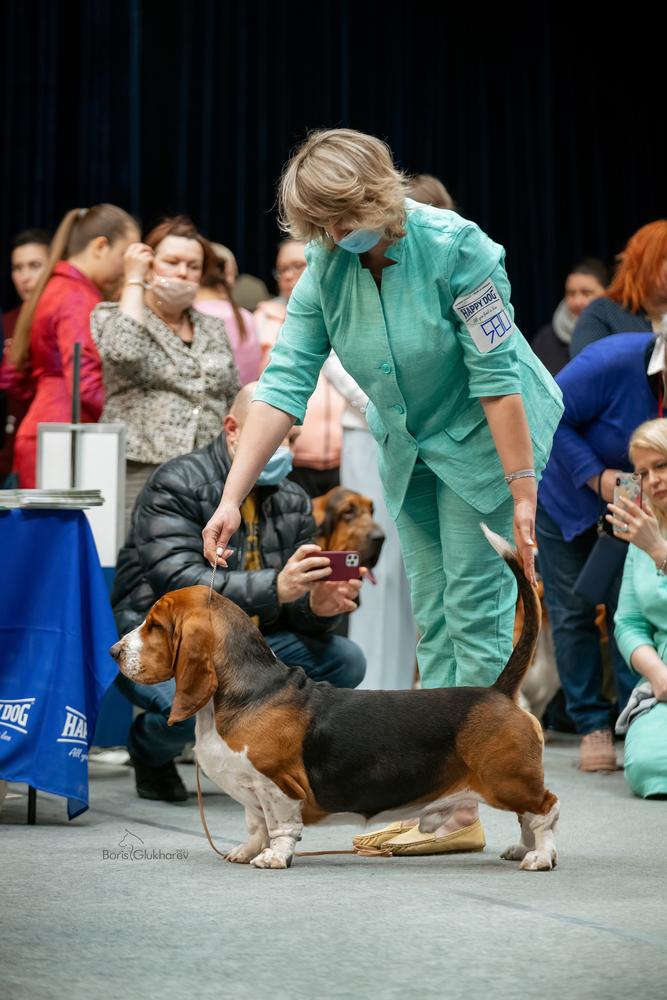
453, 279, 515, 353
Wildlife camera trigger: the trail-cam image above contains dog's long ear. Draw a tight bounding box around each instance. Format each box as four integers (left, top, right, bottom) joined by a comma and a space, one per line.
168, 614, 218, 725
311, 488, 337, 545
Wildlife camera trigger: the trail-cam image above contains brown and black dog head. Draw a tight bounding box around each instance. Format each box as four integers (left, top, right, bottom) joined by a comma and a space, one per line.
311, 487, 385, 570
110, 587, 275, 725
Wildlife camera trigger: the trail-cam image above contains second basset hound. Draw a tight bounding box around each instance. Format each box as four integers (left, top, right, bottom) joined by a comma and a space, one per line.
110, 525, 559, 871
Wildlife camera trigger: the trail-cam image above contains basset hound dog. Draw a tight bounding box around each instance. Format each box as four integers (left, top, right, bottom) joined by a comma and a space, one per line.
110, 525, 559, 871
311, 487, 385, 582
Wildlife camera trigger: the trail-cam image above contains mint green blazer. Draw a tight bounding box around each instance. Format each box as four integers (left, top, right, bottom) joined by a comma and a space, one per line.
254, 200, 563, 517
615, 544, 667, 670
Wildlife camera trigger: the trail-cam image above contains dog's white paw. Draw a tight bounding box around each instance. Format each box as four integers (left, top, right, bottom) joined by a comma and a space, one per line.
500, 843, 531, 862
250, 848, 293, 869
226, 843, 264, 864
519, 849, 557, 871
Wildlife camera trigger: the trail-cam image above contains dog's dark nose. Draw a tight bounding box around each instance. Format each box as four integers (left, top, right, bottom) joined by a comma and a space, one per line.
109, 640, 122, 662
363, 528, 385, 568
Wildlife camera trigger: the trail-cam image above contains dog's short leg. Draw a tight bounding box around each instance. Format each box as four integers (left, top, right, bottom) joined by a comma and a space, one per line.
500, 813, 537, 862
251, 792, 304, 870
516, 799, 559, 871
226, 808, 270, 864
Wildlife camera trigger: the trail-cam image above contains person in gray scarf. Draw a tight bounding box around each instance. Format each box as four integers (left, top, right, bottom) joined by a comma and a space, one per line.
532, 259, 608, 376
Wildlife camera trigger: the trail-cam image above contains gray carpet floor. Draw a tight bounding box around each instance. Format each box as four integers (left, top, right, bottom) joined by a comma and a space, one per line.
1, 733, 666, 1000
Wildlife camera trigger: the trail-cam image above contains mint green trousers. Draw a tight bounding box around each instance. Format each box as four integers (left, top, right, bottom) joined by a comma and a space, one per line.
394, 460, 516, 689
624, 703, 667, 798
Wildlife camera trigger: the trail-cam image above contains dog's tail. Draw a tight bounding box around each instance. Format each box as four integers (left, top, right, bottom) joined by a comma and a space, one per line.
480, 523, 541, 700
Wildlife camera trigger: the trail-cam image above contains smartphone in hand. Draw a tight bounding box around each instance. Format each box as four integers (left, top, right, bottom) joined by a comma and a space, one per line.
613, 473, 642, 509
612, 473, 642, 537
319, 551, 361, 581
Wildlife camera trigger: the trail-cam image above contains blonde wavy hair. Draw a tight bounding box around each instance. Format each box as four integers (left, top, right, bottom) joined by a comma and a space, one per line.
629, 418, 667, 531
278, 129, 409, 248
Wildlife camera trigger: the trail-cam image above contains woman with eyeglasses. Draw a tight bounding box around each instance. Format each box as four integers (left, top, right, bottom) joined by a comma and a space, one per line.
255, 239, 345, 498
203, 128, 563, 856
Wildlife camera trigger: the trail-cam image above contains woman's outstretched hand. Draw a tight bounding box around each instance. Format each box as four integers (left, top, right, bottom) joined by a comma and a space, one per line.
513, 497, 537, 587
202, 501, 241, 567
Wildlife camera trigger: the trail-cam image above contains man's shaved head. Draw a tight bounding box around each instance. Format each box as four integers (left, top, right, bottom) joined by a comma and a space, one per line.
229, 382, 258, 427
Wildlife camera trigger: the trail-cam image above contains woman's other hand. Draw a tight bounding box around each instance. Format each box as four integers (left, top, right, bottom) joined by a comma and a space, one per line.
124, 242, 154, 283
309, 578, 363, 616
606, 495, 666, 562
513, 496, 537, 586
202, 502, 241, 567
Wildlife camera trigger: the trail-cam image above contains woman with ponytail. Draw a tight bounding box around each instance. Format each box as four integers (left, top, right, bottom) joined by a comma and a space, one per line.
11, 204, 139, 487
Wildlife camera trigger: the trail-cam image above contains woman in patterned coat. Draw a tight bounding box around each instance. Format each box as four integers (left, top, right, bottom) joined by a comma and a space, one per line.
91, 216, 240, 535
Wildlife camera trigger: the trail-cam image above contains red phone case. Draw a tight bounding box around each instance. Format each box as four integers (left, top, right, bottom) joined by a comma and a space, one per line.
319, 551, 361, 581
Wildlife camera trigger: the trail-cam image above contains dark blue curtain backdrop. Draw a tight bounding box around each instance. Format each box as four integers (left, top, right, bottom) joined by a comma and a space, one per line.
1, 0, 664, 334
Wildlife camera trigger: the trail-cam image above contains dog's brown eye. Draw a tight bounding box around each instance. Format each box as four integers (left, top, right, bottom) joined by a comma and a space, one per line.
341, 509, 356, 521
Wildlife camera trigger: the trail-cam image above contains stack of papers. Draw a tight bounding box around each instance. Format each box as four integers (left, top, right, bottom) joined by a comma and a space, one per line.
0, 489, 104, 509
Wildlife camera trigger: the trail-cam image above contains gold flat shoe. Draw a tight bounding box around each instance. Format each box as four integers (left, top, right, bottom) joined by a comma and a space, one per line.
352, 820, 417, 850
383, 819, 486, 856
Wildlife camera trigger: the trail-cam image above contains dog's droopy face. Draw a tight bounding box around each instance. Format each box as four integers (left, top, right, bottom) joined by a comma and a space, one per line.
311, 487, 385, 569
110, 590, 218, 725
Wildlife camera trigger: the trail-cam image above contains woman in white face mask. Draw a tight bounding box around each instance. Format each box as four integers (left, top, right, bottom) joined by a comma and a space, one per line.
203, 128, 564, 856
91, 216, 241, 535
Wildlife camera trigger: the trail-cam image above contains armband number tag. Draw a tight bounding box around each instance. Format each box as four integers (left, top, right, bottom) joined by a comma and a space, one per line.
453, 279, 515, 354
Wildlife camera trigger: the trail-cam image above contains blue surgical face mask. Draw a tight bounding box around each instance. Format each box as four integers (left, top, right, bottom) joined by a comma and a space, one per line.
335, 229, 383, 254
256, 445, 293, 485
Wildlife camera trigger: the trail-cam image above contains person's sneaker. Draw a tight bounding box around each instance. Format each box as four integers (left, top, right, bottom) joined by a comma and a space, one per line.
88, 747, 130, 766
130, 756, 189, 802
579, 729, 618, 772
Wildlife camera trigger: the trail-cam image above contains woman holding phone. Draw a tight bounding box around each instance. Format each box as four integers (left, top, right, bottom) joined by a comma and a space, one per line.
203, 128, 563, 855
606, 418, 667, 798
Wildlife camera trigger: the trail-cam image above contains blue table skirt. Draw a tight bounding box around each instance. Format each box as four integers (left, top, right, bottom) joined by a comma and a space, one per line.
0, 509, 119, 818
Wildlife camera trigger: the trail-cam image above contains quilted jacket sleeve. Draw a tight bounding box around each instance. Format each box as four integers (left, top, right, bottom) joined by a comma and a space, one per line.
134, 461, 283, 627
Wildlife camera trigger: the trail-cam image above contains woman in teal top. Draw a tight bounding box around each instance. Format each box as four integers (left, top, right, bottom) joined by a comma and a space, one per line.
607, 417, 667, 798
203, 129, 563, 853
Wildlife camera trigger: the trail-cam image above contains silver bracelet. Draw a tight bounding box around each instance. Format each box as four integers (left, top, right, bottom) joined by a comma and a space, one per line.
504, 468, 536, 485
657, 552, 667, 576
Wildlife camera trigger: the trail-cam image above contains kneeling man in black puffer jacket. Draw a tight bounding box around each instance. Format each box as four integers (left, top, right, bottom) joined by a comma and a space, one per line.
113, 384, 366, 802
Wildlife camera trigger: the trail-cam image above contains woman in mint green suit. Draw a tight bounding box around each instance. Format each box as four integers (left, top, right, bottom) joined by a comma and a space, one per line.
203, 129, 562, 853
607, 417, 667, 798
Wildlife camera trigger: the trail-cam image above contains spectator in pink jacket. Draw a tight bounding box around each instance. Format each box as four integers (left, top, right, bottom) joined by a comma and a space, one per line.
10, 204, 138, 487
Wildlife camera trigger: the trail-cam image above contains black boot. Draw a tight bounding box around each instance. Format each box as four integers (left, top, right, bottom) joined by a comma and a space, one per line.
130, 756, 188, 802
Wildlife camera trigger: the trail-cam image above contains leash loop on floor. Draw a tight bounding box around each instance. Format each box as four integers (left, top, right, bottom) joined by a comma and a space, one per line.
195, 763, 393, 860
